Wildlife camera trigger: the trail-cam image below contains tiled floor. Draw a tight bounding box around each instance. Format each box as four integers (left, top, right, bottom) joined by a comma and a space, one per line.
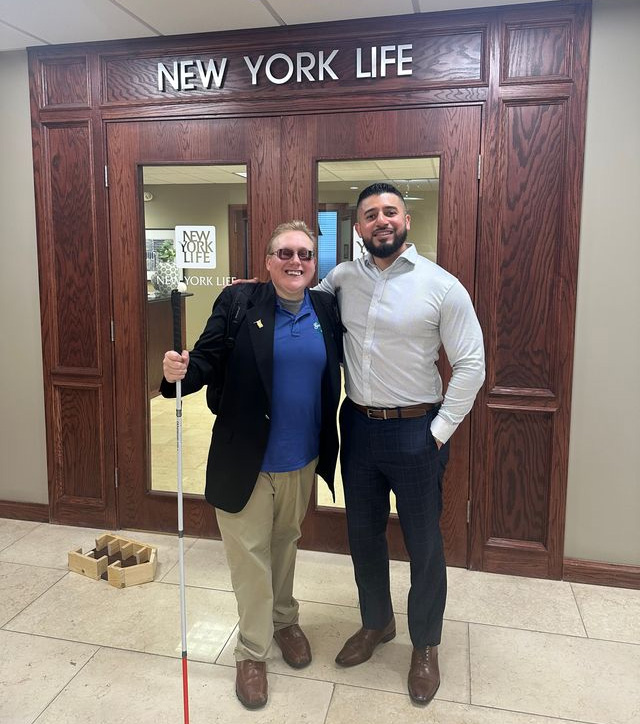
1, 518, 639, 724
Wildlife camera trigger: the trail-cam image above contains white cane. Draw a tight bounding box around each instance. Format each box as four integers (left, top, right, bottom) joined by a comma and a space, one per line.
171, 289, 190, 724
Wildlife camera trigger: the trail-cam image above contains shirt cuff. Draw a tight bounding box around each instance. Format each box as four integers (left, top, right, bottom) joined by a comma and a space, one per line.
430, 415, 457, 445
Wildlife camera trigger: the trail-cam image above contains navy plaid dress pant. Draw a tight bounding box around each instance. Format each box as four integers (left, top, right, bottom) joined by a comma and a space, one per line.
339, 398, 450, 648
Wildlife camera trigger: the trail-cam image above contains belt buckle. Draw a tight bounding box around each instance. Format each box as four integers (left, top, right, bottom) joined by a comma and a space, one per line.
367, 407, 387, 420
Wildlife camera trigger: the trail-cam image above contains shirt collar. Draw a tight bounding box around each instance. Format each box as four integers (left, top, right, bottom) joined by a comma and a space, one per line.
363, 243, 417, 270
275, 288, 311, 314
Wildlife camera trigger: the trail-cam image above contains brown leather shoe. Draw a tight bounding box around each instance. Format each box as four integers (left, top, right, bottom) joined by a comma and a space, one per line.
273, 624, 312, 668
408, 646, 440, 705
235, 659, 268, 709
335, 617, 396, 667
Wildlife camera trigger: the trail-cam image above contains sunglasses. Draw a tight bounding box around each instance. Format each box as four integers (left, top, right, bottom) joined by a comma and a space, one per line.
269, 248, 316, 262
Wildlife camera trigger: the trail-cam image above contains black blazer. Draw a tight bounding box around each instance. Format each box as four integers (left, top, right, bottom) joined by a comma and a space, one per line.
161, 282, 343, 513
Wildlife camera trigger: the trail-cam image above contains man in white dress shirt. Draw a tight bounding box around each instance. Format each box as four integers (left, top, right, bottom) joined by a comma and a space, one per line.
317, 182, 485, 706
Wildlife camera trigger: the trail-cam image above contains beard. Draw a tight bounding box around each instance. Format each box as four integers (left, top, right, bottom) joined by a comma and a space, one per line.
362, 226, 408, 259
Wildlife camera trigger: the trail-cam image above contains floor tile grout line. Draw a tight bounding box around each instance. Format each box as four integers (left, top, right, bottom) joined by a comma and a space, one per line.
322, 682, 337, 724
320, 680, 592, 723
31, 645, 102, 724
0, 557, 69, 573
445, 698, 594, 724
466, 621, 472, 705
1, 568, 70, 630
569, 582, 590, 638
467, 620, 640, 647
464, 699, 604, 724
214, 622, 238, 665
0, 520, 45, 554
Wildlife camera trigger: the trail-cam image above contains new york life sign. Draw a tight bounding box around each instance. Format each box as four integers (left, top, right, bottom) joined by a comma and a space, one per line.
157, 44, 414, 92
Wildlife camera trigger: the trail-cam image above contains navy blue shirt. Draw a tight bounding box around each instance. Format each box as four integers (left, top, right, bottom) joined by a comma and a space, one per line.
261, 291, 327, 472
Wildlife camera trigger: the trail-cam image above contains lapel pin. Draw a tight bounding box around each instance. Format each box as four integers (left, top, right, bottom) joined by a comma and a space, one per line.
255, 319, 263, 329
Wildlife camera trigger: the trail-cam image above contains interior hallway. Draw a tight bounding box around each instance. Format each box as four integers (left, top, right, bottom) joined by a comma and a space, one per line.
1, 518, 639, 724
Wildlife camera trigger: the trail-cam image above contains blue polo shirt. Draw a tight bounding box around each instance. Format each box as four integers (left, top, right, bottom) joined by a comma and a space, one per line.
261, 291, 327, 472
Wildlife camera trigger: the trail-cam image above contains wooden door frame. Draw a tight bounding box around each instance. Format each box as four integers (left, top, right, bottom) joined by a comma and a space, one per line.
107, 117, 281, 537
282, 106, 482, 566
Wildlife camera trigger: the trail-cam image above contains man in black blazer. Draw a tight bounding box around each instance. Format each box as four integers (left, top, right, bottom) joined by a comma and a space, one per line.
162, 221, 342, 710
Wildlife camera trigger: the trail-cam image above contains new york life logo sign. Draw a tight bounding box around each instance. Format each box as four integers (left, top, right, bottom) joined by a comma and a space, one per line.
175, 226, 216, 268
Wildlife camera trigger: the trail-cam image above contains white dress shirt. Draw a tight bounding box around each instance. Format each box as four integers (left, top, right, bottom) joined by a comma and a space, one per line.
317, 244, 485, 443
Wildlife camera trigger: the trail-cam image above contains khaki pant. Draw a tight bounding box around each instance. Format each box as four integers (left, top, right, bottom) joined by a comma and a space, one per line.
215, 457, 317, 661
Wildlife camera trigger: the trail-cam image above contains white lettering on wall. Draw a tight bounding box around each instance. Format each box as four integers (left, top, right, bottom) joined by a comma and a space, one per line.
355, 44, 413, 79
158, 58, 229, 91
197, 58, 228, 88
184, 276, 236, 286
318, 50, 339, 80
397, 44, 413, 75
244, 54, 264, 85
296, 52, 316, 82
265, 53, 295, 84
157, 45, 412, 92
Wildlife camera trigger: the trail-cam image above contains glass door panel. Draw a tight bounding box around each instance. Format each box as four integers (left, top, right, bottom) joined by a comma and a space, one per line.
142, 164, 247, 495
316, 157, 440, 513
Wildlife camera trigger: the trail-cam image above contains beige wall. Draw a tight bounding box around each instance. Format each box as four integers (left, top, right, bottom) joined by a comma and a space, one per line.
2, 1, 639, 566
0, 50, 48, 504
564, 0, 640, 565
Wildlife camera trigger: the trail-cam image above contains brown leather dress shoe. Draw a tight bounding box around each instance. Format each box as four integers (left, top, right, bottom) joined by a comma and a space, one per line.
274, 624, 312, 668
335, 616, 396, 667
408, 646, 440, 705
235, 659, 268, 709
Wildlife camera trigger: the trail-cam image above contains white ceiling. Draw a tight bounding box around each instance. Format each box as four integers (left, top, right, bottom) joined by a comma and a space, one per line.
0, 0, 557, 53
142, 159, 441, 189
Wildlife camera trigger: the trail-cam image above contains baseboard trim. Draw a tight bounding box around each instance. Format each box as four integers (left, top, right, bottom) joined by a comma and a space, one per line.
0, 500, 49, 523
563, 557, 640, 590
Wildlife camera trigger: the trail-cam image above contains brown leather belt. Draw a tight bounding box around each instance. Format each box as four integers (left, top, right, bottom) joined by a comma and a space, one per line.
350, 401, 435, 420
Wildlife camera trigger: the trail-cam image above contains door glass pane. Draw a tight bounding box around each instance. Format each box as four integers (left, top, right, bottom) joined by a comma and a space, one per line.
142, 165, 248, 495
316, 157, 440, 510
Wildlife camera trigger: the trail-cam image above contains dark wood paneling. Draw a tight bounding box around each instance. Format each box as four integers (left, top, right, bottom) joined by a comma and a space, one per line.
563, 558, 640, 591
502, 21, 571, 84
494, 101, 566, 391
489, 409, 552, 543
471, 1, 591, 580
101, 28, 485, 107
27, 2, 593, 582
45, 123, 99, 373
41, 57, 90, 108
0, 502, 49, 523
53, 385, 104, 502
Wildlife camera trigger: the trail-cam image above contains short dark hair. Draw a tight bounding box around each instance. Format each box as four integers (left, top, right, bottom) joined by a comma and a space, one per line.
356, 182, 406, 212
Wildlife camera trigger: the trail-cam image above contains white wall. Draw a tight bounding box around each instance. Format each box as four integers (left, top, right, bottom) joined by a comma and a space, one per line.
564, 0, 640, 565
0, 50, 48, 503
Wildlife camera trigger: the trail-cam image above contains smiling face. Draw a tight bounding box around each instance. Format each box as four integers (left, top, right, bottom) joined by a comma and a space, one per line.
355, 192, 411, 264
265, 229, 317, 300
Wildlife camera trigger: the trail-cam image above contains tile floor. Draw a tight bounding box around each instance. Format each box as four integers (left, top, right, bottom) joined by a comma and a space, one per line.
1, 518, 639, 724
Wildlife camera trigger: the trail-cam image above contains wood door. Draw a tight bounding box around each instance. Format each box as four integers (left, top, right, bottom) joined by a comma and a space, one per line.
283, 107, 482, 567
107, 118, 280, 537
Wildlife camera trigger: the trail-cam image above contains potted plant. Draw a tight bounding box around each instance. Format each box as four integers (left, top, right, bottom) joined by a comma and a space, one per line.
152, 239, 181, 294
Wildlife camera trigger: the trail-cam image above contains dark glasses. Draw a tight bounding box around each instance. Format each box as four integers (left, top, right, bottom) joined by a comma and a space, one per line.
269, 248, 315, 261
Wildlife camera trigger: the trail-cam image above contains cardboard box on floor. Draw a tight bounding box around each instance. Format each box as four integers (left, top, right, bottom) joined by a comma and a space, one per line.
68, 533, 157, 588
